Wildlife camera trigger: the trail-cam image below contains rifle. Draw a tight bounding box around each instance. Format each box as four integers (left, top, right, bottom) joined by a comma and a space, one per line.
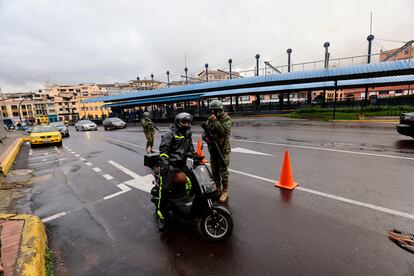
153, 124, 160, 132
201, 122, 225, 165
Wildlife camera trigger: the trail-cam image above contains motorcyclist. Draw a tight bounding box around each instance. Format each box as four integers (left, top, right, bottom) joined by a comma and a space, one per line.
157, 112, 196, 231
141, 112, 156, 153
202, 99, 232, 203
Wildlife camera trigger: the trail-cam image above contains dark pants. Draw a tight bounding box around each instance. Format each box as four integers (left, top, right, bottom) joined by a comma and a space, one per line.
157, 165, 196, 220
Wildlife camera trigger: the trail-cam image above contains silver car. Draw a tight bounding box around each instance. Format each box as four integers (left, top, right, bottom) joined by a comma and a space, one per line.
75, 120, 98, 131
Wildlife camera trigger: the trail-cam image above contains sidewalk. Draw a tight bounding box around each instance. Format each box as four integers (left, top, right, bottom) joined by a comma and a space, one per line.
0, 132, 47, 276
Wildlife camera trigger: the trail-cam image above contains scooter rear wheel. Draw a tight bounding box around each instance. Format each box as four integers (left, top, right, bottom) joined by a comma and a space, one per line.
200, 207, 233, 242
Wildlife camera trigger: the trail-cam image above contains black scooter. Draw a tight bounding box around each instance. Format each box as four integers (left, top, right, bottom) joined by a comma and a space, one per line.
144, 153, 233, 242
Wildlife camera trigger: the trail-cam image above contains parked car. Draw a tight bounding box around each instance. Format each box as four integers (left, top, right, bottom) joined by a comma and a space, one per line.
75, 120, 98, 131
103, 117, 127, 130
30, 125, 62, 148
50, 122, 70, 137
396, 112, 414, 138
3, 119, 14, 130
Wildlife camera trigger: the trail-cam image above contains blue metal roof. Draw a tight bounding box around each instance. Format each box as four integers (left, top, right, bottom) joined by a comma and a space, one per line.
84, 59, 414, 103
203, 75, 414, 97
103, 93, 203, 108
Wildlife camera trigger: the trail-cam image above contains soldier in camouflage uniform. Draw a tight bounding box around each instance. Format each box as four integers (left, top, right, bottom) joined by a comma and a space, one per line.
141, 112, 156, 153
202, 100, 232, 202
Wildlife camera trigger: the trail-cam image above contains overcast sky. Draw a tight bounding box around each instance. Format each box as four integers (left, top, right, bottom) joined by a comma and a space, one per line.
1, 0, 413, 93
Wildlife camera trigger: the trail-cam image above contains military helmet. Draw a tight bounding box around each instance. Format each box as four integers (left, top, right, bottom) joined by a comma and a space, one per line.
175, 112, 193, 130
143, 112, 150, 118
208, 99, 224, 111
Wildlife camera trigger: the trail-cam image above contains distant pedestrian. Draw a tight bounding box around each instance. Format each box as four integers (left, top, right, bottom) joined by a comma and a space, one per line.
141, 112, 157, 153
202, 100, 232, 202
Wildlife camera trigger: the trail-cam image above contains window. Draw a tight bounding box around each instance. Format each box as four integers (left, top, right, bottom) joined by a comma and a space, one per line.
395, 90, 403, 94
405, 50, 410, 55
13, 112, 19, 116
11, 105, 17, 109
27, 105, 31, 109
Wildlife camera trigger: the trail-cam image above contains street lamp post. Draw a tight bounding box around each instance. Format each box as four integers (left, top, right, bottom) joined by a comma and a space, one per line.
151, 74, 154, 90
364, 34, 375, 107
228, 59, 232, 79
255, 54, 260, 76
166, 71, 170, 88
287, 48, 292, 107
137, 76, 140, 91
322, 42, 330, 107
184, 67, 188, 84
205, 63, 209, 82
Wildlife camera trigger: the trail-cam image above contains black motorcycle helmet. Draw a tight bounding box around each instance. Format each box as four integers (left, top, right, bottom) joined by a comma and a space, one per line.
175, 112, 193, 131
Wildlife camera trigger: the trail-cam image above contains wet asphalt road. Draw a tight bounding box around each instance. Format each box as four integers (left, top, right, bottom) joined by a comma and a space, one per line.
18, 117, 414, 275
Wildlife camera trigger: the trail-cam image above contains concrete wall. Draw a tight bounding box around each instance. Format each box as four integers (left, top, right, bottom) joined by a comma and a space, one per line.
0, 118, 5, 140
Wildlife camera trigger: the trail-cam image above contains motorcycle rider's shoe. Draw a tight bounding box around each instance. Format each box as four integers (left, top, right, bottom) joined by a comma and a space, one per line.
219, 191, 228, 203
158, 218, 166, 232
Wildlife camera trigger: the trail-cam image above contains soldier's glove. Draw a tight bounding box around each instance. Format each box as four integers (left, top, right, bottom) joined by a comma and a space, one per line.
202, 133, 211, 144
208, 114, 217, 122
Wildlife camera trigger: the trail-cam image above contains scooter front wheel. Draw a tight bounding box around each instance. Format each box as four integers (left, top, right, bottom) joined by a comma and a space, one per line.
200, 207, 233, 242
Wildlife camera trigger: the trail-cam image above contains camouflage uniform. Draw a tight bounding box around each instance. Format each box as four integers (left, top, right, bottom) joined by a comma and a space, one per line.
204, 111, 232, 194
141, 115, 155, 150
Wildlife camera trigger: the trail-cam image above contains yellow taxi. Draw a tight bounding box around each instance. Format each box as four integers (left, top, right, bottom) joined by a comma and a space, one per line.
30, 125, 62, 149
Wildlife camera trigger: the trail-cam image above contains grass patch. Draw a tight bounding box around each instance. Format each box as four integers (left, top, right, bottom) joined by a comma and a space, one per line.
288, 106, 414, 120
45, 247, 54, 276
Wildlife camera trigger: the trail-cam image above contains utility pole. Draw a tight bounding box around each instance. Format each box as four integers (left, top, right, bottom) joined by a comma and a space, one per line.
166, 71, 170, 88
184, 67, 188, 84
255, 54, 260, 76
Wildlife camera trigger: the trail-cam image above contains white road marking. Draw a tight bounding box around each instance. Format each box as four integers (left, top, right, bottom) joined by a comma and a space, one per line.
108, 138, 144, 148
103, 184, 131, 200
123, 174, 154, 193
42, 212, 66, 223
42, 159, 47, 161
75, 154, 80, 157
231, 138, 414, 161
80, 157, 86, 161
29, 158, 68, 166
231, 147, 273, 156
54, 146, 62, 155
29, 149, 33, 156
103, 174, 114, 180
71, 151, 76, 154
93, 167, 102, 172
227, 167, 414, 221
85, 162, 93, 166
108, 160, 141, 179
28, 154, 59, 161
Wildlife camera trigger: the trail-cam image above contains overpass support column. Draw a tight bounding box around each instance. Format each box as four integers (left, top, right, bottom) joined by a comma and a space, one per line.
256, 94, 261, 111
307, 91, 312, 105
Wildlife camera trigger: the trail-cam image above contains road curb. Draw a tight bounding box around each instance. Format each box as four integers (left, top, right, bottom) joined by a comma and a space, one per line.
330, 120, 399, 123
0, 214, 47, 276
0, 138, 24, 177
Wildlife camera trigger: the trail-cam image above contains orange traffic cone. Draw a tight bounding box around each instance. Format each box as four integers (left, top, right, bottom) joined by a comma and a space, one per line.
196, 138, 208, 164
275, 150, 298, 190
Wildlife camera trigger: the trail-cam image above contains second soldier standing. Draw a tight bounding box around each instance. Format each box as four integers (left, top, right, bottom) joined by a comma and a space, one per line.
202, 100, 232, 202
141, 111, 157, 153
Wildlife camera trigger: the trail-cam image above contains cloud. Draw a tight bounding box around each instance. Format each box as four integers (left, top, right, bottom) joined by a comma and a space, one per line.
0, 0, 413, 92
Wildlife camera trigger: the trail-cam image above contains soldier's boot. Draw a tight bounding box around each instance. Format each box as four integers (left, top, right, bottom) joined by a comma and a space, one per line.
219, 189, 228, 203
215, 182, 222, 198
